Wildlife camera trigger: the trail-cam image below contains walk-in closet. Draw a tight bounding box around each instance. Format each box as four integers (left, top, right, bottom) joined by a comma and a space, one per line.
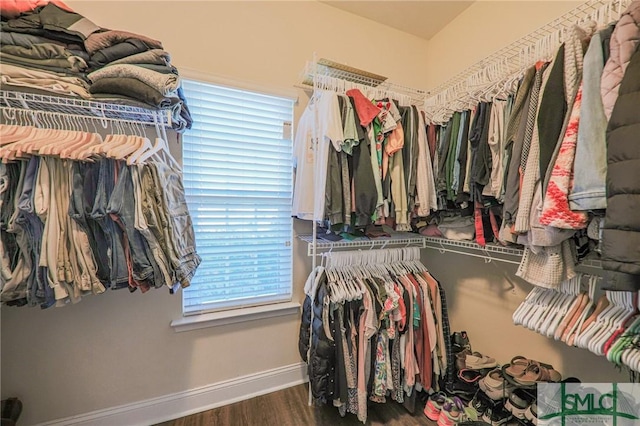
2, 1, 640, 425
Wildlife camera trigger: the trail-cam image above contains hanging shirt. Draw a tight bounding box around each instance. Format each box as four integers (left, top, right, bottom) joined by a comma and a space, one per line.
292, 90, 344, 221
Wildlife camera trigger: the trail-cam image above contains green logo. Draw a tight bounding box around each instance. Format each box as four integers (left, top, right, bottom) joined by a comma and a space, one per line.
538, 383, 640, 426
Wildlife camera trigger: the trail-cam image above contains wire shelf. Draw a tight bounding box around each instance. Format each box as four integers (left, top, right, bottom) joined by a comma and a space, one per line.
301, 59, 428, 105
0, 90, 170, 126
299, 233, 427, 256
423, 236, 604, 269
423, 237, 525, 265
425, 0, 631, 117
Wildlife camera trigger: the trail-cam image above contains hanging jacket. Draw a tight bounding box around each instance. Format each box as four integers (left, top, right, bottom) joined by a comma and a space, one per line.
601, 0, 640, 121
601, 43, 640, 289
298, 270, 336, 404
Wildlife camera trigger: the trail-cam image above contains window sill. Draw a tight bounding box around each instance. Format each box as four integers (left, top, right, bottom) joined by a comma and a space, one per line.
170, 302, 301, 333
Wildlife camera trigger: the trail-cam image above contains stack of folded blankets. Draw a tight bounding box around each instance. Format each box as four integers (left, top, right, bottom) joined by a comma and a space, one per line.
0, 0, 192, 132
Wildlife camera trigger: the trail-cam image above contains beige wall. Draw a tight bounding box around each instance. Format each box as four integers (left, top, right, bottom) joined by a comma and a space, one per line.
0, 2, 429, 425
427, 1, 583, 90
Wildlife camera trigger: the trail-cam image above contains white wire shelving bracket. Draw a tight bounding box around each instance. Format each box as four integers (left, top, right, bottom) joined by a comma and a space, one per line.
423, 236, 602, 269
300, 58, 428, 105
425, 0, 631, 118
0, 90, 171, 127
299, 234, 427, 257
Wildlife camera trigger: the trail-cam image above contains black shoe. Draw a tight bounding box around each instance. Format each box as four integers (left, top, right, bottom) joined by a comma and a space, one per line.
482, 405, 513, 426
1, 398, 22, 426
469, 391, 491, 416
452, 331, 472, 354
446, 378, 478, 401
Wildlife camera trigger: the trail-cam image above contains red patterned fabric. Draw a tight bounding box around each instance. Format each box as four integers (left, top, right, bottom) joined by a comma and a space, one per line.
539, 84, 588, 229
474, 201, 486, 247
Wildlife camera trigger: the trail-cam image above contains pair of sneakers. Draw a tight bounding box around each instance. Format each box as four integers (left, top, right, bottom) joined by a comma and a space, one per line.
424, 393, 478, 426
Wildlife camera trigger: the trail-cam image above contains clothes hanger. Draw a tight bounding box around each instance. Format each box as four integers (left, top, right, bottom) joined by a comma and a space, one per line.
537, 290, 571, 336
565, 276, 598, 344
524, 287, 560, 332
513, 286, 543, 326
586, 292, 629, 354
573, 294, 610, 348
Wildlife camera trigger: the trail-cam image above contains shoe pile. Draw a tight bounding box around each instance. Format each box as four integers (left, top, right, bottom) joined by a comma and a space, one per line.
471, 354, 565, 426
426, 332, 563, 426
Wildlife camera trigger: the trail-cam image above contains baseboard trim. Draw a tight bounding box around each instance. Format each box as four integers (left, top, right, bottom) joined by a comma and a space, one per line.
37, 362, 309, 426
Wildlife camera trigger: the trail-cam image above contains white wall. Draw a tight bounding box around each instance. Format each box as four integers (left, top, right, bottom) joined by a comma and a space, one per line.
0, 2, 430, 425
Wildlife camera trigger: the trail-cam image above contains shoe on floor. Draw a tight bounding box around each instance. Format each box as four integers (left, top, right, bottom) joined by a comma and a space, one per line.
424, 392, 448, 421
437, 397, 465, 426
0, 398, 22, 426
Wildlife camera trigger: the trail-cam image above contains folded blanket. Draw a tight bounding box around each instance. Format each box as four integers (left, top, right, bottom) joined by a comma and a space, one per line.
0, 51, 88, 74
0, 28, 66, 48
88, 64, 179, 96
108, 49, 171, 67
0, 63, 90, 98
85, 30, 162, 55
89, 76, 180, 109
2, 42, 77, 61
89, 39, 153, 68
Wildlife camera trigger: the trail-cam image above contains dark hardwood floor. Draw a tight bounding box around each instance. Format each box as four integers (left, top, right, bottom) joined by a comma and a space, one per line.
155, 383, 438, 426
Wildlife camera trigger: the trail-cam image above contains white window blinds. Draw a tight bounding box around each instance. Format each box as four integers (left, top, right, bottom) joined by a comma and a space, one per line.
181, 79, 294, 315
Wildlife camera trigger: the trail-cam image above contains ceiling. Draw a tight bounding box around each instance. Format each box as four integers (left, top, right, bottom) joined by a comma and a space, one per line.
320, 1, 474, 40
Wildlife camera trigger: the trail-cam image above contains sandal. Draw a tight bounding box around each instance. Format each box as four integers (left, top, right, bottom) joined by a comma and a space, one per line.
515, 364, 562, 385
503, 355, 530, 377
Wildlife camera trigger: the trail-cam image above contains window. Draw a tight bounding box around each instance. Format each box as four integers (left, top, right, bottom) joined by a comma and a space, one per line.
181, 79, 294, 315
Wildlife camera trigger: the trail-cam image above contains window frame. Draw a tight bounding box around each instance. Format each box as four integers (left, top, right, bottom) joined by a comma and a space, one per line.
176, 72, 298, 320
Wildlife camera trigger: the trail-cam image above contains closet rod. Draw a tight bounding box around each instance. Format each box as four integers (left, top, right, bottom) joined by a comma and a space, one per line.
299, 235, 427, 257
0, 90, 171, 127
424, 244, 522, 266
425, 0, 631, 112
1, 105, 166, 129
